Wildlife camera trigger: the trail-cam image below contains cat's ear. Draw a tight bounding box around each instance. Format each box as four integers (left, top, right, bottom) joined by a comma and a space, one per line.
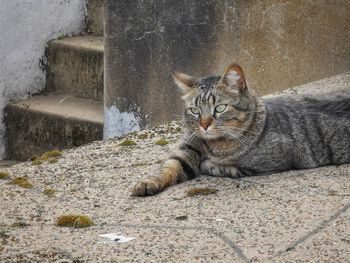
219, 63, 247, 92
172, 72, 196, 94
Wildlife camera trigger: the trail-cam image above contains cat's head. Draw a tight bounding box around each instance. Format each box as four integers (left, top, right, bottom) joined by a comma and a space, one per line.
173, 63, 258, 140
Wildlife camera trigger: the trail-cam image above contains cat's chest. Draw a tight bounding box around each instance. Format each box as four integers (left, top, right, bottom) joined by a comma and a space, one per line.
206, 131, 294, 172
205, 140, 241, 165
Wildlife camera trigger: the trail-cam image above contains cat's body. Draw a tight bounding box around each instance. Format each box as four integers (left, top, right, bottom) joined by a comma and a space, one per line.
202, 94, 350, 177
132, 64, 350, 196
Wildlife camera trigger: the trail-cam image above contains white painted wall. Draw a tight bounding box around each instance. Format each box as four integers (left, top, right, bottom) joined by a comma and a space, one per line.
104, 105, 141, 139
0, 0, 86, 159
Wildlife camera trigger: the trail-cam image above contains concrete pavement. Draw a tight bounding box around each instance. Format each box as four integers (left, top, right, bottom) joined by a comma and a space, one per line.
1, 72, 350, 262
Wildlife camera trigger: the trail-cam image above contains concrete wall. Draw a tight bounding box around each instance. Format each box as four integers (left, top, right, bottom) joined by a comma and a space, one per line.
0, 0, 87, 159
105, 0, 350, 138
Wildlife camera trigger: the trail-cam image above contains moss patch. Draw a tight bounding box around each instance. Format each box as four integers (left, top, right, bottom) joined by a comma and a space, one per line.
11, 177, 33, 189
31, 159, 44, 166
48, 158, 59, 164
43, 188, 56, 197
187, 187, 218, 197
11, 221, 29, 228
131, 162, 149, 167
41, 150, 62, 159
154, 138, 169, 146
0, 171, 10, 180
56, 214, 94, 228
29, 155, 39, 161
31, 150, 62, 165
119, 139, 137, 146
137, 133, 148, 139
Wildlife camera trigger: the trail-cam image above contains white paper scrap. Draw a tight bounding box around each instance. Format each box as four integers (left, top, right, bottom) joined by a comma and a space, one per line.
99, 233, 135, 243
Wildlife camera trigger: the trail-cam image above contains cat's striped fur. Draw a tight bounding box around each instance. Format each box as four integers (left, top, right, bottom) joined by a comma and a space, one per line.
132, 64, 350, 196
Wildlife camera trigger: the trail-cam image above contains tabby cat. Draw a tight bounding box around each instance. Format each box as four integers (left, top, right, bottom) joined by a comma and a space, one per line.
132, 63, 350, 196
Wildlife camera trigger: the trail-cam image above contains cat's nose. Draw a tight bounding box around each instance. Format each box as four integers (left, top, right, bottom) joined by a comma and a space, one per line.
200, 117, 213, 130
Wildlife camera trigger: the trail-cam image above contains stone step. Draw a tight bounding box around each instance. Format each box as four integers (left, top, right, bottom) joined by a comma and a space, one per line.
5, 95, 103, 161
86, 0, 103, 36
0, 160, 21, 168
45, 35, 104, 101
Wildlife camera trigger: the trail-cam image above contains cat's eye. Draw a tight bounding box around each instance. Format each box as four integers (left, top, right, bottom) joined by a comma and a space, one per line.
189, 107, 200, 115
215, 104, 227, 113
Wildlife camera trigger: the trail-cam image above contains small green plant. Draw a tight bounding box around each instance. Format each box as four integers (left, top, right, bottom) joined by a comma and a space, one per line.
11, 221, 29, 227
48, 158, 59, 164
154, 138, 169, 146
119, 139, 137, 146
131, 162, 148, 167
137, 133, 148, 139
0, 171, 10, 180
31, 159, 44, 165
41, 150, 62, 160
56, 214, 94, 228
11, 177, 33, 189
31, 150, 62, 165
43, 188, 56, 197
186, 187, 218, 197
29, 155, 39, 161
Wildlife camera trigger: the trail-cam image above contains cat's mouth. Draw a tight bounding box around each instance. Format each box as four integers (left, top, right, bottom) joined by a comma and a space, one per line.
198, 128, 222, 140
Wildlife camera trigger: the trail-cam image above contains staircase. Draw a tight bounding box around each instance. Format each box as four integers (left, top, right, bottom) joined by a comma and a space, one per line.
5, 0, 104, 161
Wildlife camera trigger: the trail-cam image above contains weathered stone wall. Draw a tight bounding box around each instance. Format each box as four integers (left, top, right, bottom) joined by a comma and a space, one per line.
105, 0, 350, 136
0, 0, 86, 158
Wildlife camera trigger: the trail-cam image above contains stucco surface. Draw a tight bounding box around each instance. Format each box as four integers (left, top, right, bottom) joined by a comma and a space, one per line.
0, 0, 86, 159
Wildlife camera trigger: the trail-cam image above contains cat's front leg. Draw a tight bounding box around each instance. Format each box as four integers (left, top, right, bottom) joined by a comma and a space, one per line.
132, 151, 201, 196
132, 133, 204, 196
132, 158, 186, 196
200, 159, 240, 178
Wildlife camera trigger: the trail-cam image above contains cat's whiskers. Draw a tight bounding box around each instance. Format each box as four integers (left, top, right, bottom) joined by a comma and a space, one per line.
182, 132, 201, 147
219, 125, 257, 136
182, 133, 195, 145
223, 134, 244, 145
225, 133, 249, 146
213, 127, 249, 146
223, 129, 250, 145
216, 125, 252, 141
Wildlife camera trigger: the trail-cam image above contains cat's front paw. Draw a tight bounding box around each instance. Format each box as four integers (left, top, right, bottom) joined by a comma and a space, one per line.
200, 159, 221, 176
200, 159, 239, 178
131, 177, 163, 196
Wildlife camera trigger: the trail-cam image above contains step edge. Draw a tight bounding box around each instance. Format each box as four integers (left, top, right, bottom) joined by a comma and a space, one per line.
49, 36, 104, 52
5, 96, 104, 126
